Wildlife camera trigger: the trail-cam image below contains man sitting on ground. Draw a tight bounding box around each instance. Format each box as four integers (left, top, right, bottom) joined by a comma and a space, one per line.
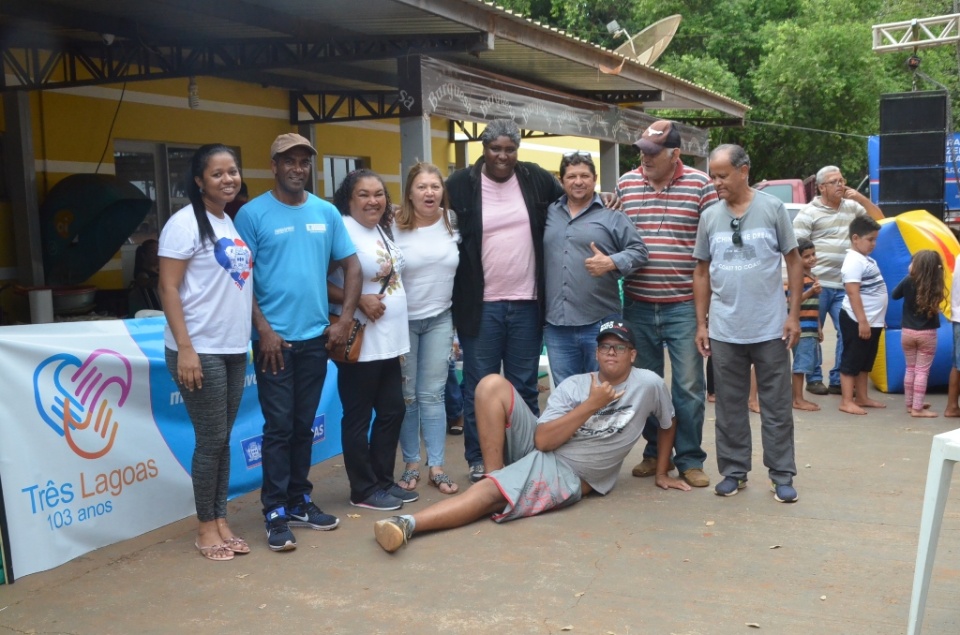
373, 321, 690, 553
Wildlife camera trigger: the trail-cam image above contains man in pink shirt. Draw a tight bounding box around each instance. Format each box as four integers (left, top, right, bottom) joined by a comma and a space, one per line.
447, 120, 565, 482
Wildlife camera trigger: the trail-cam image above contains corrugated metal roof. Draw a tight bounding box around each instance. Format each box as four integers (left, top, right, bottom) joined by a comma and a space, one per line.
0, 0, 748, 116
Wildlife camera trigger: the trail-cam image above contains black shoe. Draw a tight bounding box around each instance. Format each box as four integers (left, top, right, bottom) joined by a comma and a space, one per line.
351, 489, 404, 511
387, 483, 419, 503
468, 462, 486, 483
288, 496, 340, 530
265, 507, 296, 552
827, 384, 842, 395
806, 381, 828, 395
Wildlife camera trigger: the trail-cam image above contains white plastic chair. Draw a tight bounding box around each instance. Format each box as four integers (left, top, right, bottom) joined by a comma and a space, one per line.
538, 346, 554, 390
907, 427, 960, 634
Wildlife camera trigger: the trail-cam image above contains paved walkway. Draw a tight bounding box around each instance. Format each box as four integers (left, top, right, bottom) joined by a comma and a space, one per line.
2, 337, 960, 634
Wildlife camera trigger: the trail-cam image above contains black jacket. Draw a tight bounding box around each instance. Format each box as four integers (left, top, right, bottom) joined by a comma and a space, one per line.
447, 157, 564, 336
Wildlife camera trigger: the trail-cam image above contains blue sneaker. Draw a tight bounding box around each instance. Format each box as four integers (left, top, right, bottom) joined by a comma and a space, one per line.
771, 482, 799, 503
265, 507, 296, 552
387, 483, 419, 503
715, 476, 747, 497
351, 489, 403, 511
288, 495, 340, 530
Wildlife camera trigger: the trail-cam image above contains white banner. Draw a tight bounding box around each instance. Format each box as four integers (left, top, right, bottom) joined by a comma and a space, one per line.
0, 317, 343, 580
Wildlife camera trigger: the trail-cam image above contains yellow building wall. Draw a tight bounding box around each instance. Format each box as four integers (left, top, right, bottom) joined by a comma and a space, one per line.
462, 135, 602, 181
0, 75, 449, 320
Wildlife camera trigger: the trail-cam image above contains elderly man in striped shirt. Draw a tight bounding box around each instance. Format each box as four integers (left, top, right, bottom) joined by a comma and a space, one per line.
792, 166, 884, 397
617, 119, 718, 488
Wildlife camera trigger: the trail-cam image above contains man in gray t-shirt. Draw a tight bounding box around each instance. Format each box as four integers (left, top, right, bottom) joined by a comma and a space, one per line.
373, 321, 691, 552
693, 144, 802, 504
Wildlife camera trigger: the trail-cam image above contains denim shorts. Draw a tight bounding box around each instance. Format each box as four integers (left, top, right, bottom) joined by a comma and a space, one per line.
791, 336, 821, 375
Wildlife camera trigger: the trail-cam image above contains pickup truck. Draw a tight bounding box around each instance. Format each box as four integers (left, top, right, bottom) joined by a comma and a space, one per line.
753, 177, 816, 221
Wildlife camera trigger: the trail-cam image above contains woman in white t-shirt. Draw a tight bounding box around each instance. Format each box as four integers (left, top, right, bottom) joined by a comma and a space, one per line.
393, 163, 460, 495
328, 170, 413, 511
158, 144, 254, 561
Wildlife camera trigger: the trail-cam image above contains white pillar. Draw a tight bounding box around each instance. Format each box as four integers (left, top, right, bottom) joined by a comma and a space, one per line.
599, 140, 620, 192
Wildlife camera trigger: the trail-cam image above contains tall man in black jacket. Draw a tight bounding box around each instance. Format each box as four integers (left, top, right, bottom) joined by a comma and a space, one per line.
446, 120, 565, 482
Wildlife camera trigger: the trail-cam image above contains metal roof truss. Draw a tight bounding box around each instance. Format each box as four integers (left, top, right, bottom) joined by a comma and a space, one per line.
0, 33, 491, 91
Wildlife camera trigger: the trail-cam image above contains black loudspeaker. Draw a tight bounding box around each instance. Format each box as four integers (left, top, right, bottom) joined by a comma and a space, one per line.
878, 91, 947, 219
879, 131, 944, 167
880, 91, 948, 133
878, 167, 945, 201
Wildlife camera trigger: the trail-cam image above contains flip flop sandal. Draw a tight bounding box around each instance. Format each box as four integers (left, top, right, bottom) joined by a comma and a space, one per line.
222, 536, 250, 554
399, 468, 420, 490
195, 541, 234, 561
429, 472, 459, 495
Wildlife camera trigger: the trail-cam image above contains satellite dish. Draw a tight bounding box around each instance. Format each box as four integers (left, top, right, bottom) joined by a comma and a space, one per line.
611, 14, 682, 66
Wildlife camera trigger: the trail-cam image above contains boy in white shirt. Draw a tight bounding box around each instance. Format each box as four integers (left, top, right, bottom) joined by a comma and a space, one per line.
838, 215, 888, 415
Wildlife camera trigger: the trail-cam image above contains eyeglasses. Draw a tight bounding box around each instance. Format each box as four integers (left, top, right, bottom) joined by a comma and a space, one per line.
730, 217, 743, 247
822, 178, 846, 187
598, 343, 632, 355
563, 151, 593, 159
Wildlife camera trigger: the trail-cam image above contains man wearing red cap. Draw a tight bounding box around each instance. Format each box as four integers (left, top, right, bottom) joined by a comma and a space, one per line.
617, 119, 718, 489
234, 133, 362, 552
371, 321, 689, 553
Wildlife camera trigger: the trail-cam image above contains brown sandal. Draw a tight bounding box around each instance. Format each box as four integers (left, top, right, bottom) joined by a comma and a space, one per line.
222, 536, 250, 554
429, 472, 459, 495
195, 541, 234, 561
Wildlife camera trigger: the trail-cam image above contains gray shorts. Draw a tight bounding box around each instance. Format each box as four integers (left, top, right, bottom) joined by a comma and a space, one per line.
485, 388, 582, 523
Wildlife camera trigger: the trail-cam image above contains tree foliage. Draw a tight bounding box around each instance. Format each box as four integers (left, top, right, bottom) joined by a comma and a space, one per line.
495, 0, 960, 180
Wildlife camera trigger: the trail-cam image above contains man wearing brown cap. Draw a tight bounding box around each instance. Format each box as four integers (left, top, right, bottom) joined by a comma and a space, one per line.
234, 133, 362, 552
617, 119, 718, 489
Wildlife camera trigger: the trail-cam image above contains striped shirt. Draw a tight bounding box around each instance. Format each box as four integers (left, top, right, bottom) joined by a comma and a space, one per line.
792, 197, 867, 289
617, 162, 718, 303
785, 273, 820, 338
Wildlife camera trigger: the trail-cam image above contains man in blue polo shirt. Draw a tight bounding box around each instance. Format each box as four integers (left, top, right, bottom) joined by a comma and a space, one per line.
235, 133, 362, 552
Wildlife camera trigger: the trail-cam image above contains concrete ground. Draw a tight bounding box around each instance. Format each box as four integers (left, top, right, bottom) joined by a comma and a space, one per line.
2, 334, 960, 635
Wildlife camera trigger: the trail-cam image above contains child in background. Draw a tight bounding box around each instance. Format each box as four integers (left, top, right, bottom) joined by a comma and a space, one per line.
838, 215, 888, 415
788, 239, 823, 411
892, 250, 945, 418
945, 259, 960, 417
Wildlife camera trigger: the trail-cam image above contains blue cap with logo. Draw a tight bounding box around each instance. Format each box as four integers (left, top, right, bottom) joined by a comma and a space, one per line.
596, 320, 636, 348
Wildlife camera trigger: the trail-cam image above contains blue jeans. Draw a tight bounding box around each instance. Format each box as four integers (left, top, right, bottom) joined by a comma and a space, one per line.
399, 309, 455, 466
253, 335, 329, 516
445, 358, 463, 420
544, 316, 621, 387
460, 300, 542, 465
622, 298, 706, 472
810, 286, 844, 387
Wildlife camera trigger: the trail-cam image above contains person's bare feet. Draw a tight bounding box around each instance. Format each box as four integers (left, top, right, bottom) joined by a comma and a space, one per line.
910, 409, 939, 418
839, 402, 867, 415
707, 393, 716, 403
855, 398, 886, 409
908, 404, 932, 413
793, 399, 820, 411
945, 407, 960, 418
748, 401, 760, 414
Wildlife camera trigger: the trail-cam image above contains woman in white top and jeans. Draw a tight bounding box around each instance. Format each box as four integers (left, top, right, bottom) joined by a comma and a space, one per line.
393, 163, 461, 495
158, 144, 254, 561
329, 170, 413, 511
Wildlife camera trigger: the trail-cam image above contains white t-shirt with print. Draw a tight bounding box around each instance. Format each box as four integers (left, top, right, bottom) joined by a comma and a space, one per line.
841, 249, 888, 327
159, 205, 254, 354
329, 216, 410, 361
